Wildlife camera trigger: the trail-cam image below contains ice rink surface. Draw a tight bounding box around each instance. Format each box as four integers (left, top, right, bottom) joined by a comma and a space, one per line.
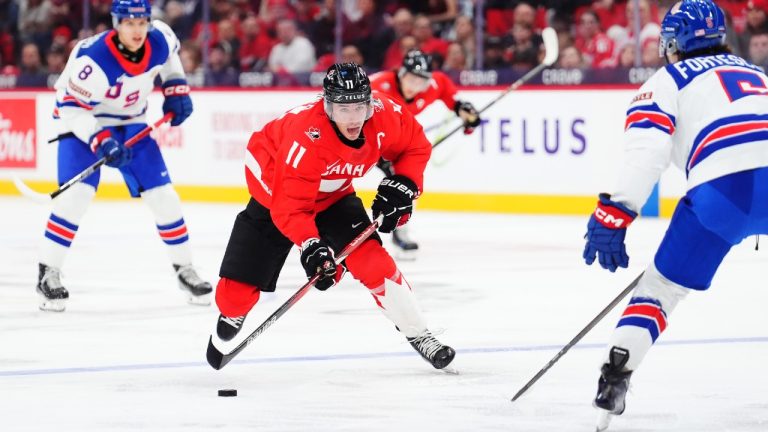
1, 196, 767, 432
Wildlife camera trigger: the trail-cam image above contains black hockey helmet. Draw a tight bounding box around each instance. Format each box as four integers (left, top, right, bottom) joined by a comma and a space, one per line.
323, 63, 372, 104
399, 49, 432, 79
323, 63, 373, 122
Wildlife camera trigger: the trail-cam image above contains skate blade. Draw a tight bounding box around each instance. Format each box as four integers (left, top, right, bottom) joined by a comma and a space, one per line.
595, 409, 613, 431
39, 297, 66, 312
186, 293, 211, 306
394, 248, 418, 261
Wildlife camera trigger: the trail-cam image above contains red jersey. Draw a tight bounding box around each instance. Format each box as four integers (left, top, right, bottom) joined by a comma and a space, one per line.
244, 94, 432, 246
369, 70, 458, 116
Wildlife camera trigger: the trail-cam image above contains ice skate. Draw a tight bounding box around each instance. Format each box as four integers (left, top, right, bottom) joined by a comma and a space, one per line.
392, 226, 418, 260
36, 263, 69, 312
408, 331, 456, 371
173, 264, 212, 305
593, 347, 632, 431
216, 314, 246, 342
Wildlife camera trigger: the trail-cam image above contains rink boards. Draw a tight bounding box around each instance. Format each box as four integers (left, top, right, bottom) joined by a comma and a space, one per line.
0, 88, 686, 216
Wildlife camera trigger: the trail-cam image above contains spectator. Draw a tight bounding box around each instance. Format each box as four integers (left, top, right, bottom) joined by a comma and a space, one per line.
309, 0, 336, 57
616, 40, 636, 68
382, 8, 415, 71
19, 0, 52, 49
180, 40, 204, 87
293, 0, 320, 35
343, 0, 389, 69
239, 14, 274, 71
641, 37, 662, 68
164, 0, 195, 41
503, 22, 542, 70
16, 41, 47, 87
451, 15, 476, 69
268, 18, 317, 74
738, 0, 768, 57
483, 35, 508, 69
45, 43, 66, 75
205, 42, 239, 86
382, 34, 419, 70
50, 0, 81, 34
623, 0, 660, 46
216, 18, 241, 69
575, 9, 615, 68
749, 32, 768, 69
90, 0, 112, 29
558, 45, 586, 69
51, 25, 72, 48
413, 14, 449, 59
340, 44, 365, 67
443, 41, 467, 73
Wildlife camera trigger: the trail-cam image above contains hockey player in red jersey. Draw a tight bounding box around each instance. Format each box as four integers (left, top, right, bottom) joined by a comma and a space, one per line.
212, 63, 455, 370
370, 50, 481, 254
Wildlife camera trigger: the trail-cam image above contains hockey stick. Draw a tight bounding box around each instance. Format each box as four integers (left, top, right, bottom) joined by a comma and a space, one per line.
510, 271, 644, 402
431, 27, 559, 150
206, 215, 385, 370
12, 113, 174, 203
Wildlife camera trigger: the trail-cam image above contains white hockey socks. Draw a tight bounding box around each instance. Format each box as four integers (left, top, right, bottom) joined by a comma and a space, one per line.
369, 270, 428, 338
603, 264, 690, 370
40, 182, 95, 269
141, 184, 192, 265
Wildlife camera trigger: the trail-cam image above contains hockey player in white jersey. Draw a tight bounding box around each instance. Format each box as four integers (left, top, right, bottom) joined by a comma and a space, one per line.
37, 0, 212, 311
582, 0, 768, 428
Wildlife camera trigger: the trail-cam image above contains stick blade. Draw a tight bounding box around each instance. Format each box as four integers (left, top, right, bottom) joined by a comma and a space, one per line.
206, 336, 227, 370
541, 27, 559, 66
12, 177, 52, 204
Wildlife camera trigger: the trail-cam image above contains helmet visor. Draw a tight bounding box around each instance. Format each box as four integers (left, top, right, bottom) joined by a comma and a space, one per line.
400, 72, 431, 93
326, 100, 373, 124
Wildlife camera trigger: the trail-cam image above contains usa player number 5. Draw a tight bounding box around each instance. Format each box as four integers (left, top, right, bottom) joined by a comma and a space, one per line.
716, 69, 768, 102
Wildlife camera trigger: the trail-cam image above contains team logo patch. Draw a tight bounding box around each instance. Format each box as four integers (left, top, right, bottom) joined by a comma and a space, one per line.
305, 127, 321, 141
372, 97, 384, 112
706, 17, 713, 29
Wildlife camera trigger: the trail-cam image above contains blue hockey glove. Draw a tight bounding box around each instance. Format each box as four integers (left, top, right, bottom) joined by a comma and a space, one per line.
90, 129, 131, 168
583, 193, 637, 272
162, 79, 193, 126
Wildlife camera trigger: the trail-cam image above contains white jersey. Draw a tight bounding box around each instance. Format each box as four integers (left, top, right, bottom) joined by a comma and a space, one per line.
612, 53, 768, 212
53, 20, 185, 143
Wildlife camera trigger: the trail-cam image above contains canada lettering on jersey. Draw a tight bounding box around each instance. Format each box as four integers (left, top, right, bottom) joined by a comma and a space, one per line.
323, 162, 366, 177
666, 54, 762, 89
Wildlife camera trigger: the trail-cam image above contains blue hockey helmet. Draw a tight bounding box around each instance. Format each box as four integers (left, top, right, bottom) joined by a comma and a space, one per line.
111, 0, 152, 27
659, 0, 726, 58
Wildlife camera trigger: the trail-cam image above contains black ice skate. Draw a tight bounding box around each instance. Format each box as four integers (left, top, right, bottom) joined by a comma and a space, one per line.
37, 263, 69, 312
216, 314, 246, 342
594, 347, 633, 431
173, 264, 212, 305
408, 331, 456, 370
392, 226, 418, 260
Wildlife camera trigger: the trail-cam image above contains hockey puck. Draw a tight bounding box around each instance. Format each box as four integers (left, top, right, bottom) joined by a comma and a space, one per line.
218, 389, 237, 397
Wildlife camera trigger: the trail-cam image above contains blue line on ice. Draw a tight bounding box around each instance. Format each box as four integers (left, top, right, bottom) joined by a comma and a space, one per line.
1, 336, 766, 377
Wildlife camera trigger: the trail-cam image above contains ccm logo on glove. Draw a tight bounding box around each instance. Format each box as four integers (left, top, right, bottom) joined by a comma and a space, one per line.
163, 84, 190, 96
594, 203, 635, 229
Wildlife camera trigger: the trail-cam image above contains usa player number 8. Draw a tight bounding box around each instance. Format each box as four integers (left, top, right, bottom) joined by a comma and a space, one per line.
716, 69, 768, 102
78, 65, 93, 80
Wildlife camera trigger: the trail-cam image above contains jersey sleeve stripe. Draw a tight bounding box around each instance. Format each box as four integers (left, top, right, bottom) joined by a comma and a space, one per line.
625, 103, 676, 134
688, 114, 768, 172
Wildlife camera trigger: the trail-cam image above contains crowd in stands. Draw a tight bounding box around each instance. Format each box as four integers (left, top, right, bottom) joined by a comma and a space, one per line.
2, 0, 768, 87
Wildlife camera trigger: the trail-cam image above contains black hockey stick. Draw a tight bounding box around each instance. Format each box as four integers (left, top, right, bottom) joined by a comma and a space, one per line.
206, 215, 385, 370
510, 272, 644, 402
431, 27, 559, 150
13, 113, 174, 203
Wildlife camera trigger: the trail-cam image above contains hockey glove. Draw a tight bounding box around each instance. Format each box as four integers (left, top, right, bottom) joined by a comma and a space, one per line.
300, 238, 345, 290
583, 193, 637, 272
372, 174, 417, 233
376, 157, 395, 177
90, 129, 131, 168
162, 79, 193, 126
454, 100, 481, 135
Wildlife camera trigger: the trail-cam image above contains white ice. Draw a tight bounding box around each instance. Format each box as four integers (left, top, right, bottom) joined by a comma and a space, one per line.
1, 196, 767, 432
